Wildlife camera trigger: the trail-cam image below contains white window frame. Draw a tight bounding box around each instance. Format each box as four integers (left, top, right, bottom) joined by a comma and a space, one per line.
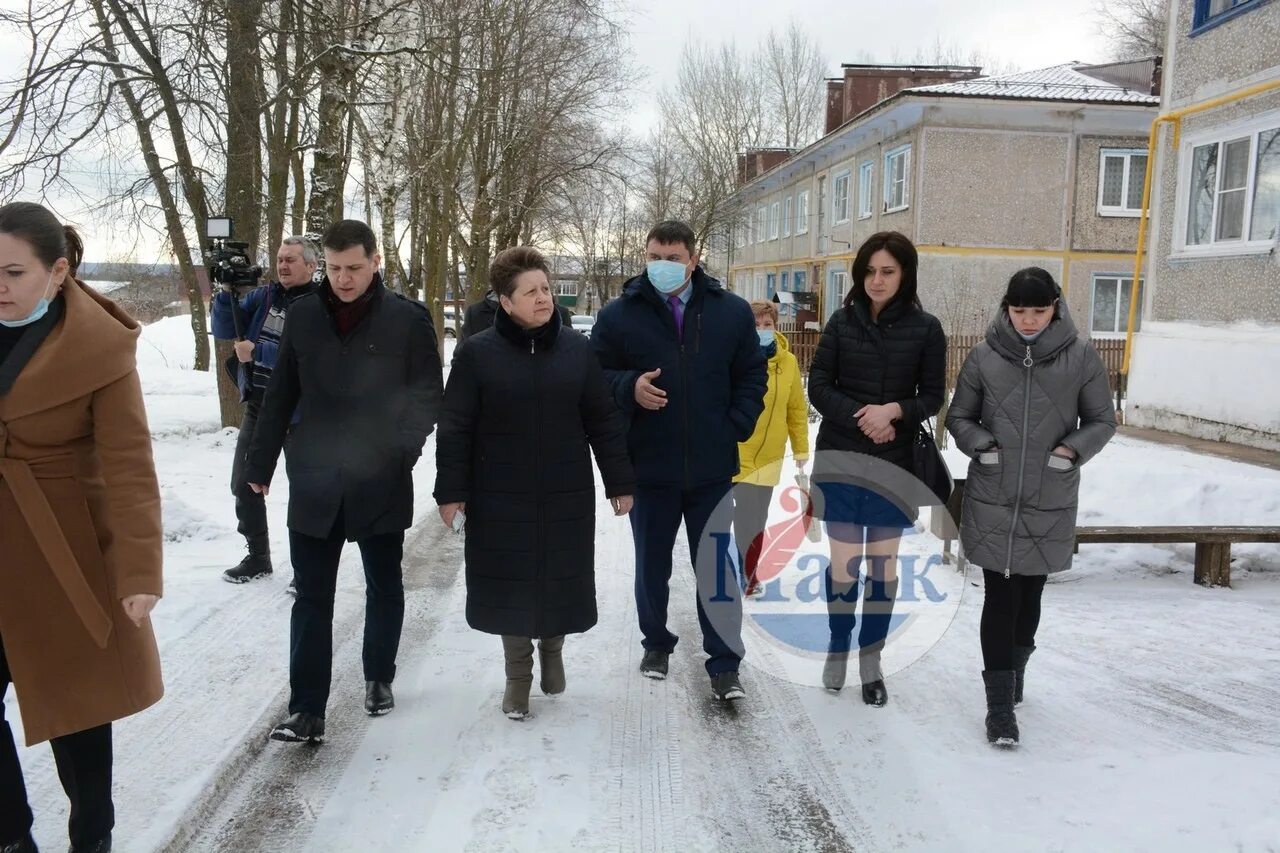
769, 201, 781, 240
783, 196, 793, 237
826, 267, 848, 318
1096, 148, 1148, 217
796, 190, 810, 234
832, 170, 851, 224
756, 206, 768, 245
1089, 274, 1143, 338
1173, 110, 1280, 259
754, 272, 766, 300
553, 280, 578, 298
857, 161, 874, 219
883, 144, 911, 213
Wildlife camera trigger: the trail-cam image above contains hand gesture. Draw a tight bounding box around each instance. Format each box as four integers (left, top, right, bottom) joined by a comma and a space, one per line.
121, 594, 159, 627
249, 483, 269, 496
233, 339, 255, 363
855, 404, 902, 445
439, 502, 466, 529
634, 369, 667, 411
611, 495, 633, 516
1051, 445, 1077, 460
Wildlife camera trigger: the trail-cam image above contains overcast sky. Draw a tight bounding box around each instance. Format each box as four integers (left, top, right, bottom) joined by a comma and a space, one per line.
0, 0, 1115, 264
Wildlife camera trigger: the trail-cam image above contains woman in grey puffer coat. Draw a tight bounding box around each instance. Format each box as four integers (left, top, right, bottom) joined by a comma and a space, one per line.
946, 267, 1116, 748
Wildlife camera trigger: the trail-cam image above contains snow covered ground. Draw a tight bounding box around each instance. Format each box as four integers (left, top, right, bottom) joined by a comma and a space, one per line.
12, 316, 1280, 852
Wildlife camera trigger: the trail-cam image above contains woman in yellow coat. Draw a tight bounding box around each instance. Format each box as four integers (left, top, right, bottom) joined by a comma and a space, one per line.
732, 300, 810, 597
0, 202, 163, 853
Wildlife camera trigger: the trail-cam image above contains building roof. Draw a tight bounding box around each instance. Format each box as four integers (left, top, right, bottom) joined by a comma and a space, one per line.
909, 62, 1160, 105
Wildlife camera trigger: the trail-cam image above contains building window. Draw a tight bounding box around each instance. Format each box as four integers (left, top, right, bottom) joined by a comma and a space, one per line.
754, 273, 765, 300
769, 201, 781, 240
766, 272, 777, 298
783, 196, 793, 237
1090, 275, 1143, 336
756, 206, 768, 244
1098, 148, 1148, 216
857, 161, 874, 219
826, 267, 847, 318
792, 269, 807, 291
554, 281, 578, 298
884, 144, 911, 212
832, 171, 851, 224
796, 190, 810, 234
1192, 0, 1261, 31
1181, 121, 1280, 251
735, 217, 748, 249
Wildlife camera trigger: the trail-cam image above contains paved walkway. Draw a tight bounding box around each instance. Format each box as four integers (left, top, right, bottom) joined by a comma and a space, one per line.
1119, 425, 1280, 472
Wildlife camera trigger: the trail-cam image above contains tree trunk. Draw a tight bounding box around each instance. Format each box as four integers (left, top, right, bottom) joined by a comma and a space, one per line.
226, 0, 264, 255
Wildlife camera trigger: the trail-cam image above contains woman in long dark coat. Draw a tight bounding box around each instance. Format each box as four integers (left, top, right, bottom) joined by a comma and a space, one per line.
946, 268, 1115, 748
808, 231, 946, 706
434, 246, 635, 720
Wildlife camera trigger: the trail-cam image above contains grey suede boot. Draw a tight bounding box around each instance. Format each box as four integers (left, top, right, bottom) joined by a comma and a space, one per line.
538, 635, 566, 695
1012, 644, 1035, 705
501, 636, 534, 719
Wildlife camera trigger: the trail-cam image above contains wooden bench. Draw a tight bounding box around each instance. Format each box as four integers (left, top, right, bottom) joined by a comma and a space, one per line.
1074, 526, 1280, 587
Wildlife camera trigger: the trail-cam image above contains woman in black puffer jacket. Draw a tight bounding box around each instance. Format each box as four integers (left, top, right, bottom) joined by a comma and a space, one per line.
434, 247, 635, 721
808, 231, 946, 706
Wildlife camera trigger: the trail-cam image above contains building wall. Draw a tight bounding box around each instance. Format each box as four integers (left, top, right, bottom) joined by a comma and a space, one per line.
1071, 135, 1149, 252
1165, 0, 1280, 105
1126, 0, 1280, 448
918, 253, 1067, 335
917, 128, 1069, 250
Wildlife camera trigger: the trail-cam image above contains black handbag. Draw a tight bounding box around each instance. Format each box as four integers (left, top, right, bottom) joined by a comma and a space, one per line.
912, 419, 954, 505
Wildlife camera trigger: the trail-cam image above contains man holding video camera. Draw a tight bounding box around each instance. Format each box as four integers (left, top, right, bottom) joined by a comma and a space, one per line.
211, 235, 318, 586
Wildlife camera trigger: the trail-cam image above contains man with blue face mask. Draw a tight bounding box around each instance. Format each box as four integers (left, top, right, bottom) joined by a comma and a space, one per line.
591, 220, 767, 701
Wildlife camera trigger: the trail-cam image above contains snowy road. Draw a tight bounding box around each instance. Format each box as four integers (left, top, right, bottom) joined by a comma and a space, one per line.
168, 509, 1280, 852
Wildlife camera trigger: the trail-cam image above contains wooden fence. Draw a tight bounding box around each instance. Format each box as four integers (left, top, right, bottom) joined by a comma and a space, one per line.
782, 329, 1127, 398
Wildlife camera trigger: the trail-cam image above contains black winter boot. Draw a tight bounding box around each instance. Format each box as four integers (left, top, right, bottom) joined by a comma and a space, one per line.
1012, 645, 1035, 705
983, 670, 1019, 748
223, 535, 272, 583
69, 836, 111, 853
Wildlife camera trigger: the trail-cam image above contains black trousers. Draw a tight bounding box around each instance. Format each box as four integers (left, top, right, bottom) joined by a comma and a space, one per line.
231, 399, 268, 542
0, 634, 114, 848
288, 507, 406, 716
630, 481, 742, 677
980, 570, 1048, 670
731, 483, 773, 588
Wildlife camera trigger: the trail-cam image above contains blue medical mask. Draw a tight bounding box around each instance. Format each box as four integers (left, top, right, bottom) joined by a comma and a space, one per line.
757, 329, 776, 347
0, 273, 54, 328
646, 260, 690, 295
1017, 327, 1046, 342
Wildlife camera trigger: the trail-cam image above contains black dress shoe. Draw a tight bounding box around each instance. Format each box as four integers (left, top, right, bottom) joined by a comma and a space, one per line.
1, 834, 37, 853
365, 681, 394, 715
69, 836, 111, 853
270, 712, 325, 743
639, 650, 670, 680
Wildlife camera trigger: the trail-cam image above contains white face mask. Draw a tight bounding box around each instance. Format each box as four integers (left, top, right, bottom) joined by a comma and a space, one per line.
0, 272, 55, 328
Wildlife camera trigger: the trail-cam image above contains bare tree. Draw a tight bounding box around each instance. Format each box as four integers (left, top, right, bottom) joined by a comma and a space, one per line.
761, 21, 827, 149
1095, 0, 1169, 60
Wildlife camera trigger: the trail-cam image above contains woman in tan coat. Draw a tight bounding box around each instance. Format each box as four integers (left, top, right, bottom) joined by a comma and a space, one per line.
0, 202, 163, 853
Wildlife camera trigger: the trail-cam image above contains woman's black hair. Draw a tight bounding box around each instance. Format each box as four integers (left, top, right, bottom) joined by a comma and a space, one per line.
1002, 267, 1061, 308
844, 231, 922, 311
0, 201, 83, 274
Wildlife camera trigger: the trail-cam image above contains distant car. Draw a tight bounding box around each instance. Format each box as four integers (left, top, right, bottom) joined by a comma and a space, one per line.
441, 305, 459, 338
570, 314, 594, 336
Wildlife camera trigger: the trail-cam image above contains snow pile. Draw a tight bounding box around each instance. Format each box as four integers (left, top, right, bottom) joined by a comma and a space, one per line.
161, 488, 228, 543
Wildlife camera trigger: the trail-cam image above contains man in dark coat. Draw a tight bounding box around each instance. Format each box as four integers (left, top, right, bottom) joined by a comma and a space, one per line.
210, 236, 317, 584
590, 220, 767, 701
246, 219, 443, 742
461, 288, 572, 341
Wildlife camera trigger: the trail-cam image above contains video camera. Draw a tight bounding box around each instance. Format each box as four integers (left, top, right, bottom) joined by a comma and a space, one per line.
205, 216, 263, 291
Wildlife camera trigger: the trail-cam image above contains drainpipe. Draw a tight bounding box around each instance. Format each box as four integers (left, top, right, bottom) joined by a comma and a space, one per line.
1122, 79, 1280, 398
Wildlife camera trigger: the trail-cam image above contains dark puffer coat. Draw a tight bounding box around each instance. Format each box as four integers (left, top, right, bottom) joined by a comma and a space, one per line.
808, 296, 947, 469
945, 304, 1116, 577
434, 307, 635, 638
